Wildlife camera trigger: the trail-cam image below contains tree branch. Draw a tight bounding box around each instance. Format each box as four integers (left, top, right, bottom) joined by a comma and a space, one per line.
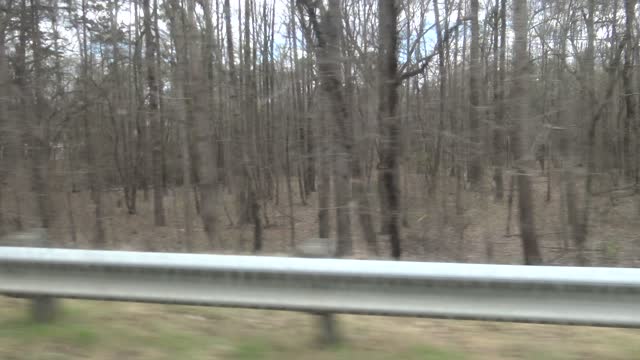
399, 23, 437, 74
296, 0, 325, 49
398, 18, 467, 82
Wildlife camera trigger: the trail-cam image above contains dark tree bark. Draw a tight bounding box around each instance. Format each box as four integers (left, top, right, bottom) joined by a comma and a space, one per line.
377, 0, 402, 259
492, 0, 507, 201
467, 0, 482, 189
623, 0, 637, 181
142, 0, 166, 226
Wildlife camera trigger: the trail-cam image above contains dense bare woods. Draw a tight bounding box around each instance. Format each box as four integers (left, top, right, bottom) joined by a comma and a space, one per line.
0, 0, 638, 265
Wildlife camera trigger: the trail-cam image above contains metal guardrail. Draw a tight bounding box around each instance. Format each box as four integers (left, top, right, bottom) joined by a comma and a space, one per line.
1, 246, 640, 328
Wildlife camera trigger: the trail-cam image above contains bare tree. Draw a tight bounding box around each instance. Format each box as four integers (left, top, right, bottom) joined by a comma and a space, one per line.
467, 0, 482, 188
377, 0, 402, 259
623, 0, 637, 182
491, 0, 507, 201
142, 0, 165, 227
298, 0, 353, 257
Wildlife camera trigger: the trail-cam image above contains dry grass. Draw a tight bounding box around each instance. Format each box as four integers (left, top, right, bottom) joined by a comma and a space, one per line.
0, 296, 639, 359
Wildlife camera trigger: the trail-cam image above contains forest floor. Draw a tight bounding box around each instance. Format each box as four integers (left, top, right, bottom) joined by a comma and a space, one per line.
2, 167, 640, 358
9, 166, 637, 267
1, 296, 639, 360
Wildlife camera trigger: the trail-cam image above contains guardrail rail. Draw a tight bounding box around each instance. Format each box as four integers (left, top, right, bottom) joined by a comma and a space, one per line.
1, 246, 640, 328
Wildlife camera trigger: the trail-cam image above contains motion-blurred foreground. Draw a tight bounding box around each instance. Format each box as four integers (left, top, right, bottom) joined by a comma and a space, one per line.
1, 297, 639, 360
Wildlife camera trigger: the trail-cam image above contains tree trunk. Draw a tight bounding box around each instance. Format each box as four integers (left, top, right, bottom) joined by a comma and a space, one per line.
190, 0, 219, 248
512, 0, 542, 265
377, 0, 401, 259
175, 62, 194, 251
493, 0, 507, 201
242, 0, 263, 252
142, 0, 165, 227
467, 0, 482, 189
430, 0, 447, 196
318, 108, 331, 240
0, 7, 10, 234
623, 0, 637, 181
167, 0, 220, 248
298, 0, 353, 257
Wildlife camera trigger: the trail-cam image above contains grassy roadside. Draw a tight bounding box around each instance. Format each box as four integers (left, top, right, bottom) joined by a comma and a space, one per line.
0, 297, 638, 359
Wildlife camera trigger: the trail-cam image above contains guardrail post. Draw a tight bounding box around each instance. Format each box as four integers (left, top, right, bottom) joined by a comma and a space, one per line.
317, 312, 339, 345
1, 228, 58, 322
297, 238, 340, 346
31, 295, 57, 323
